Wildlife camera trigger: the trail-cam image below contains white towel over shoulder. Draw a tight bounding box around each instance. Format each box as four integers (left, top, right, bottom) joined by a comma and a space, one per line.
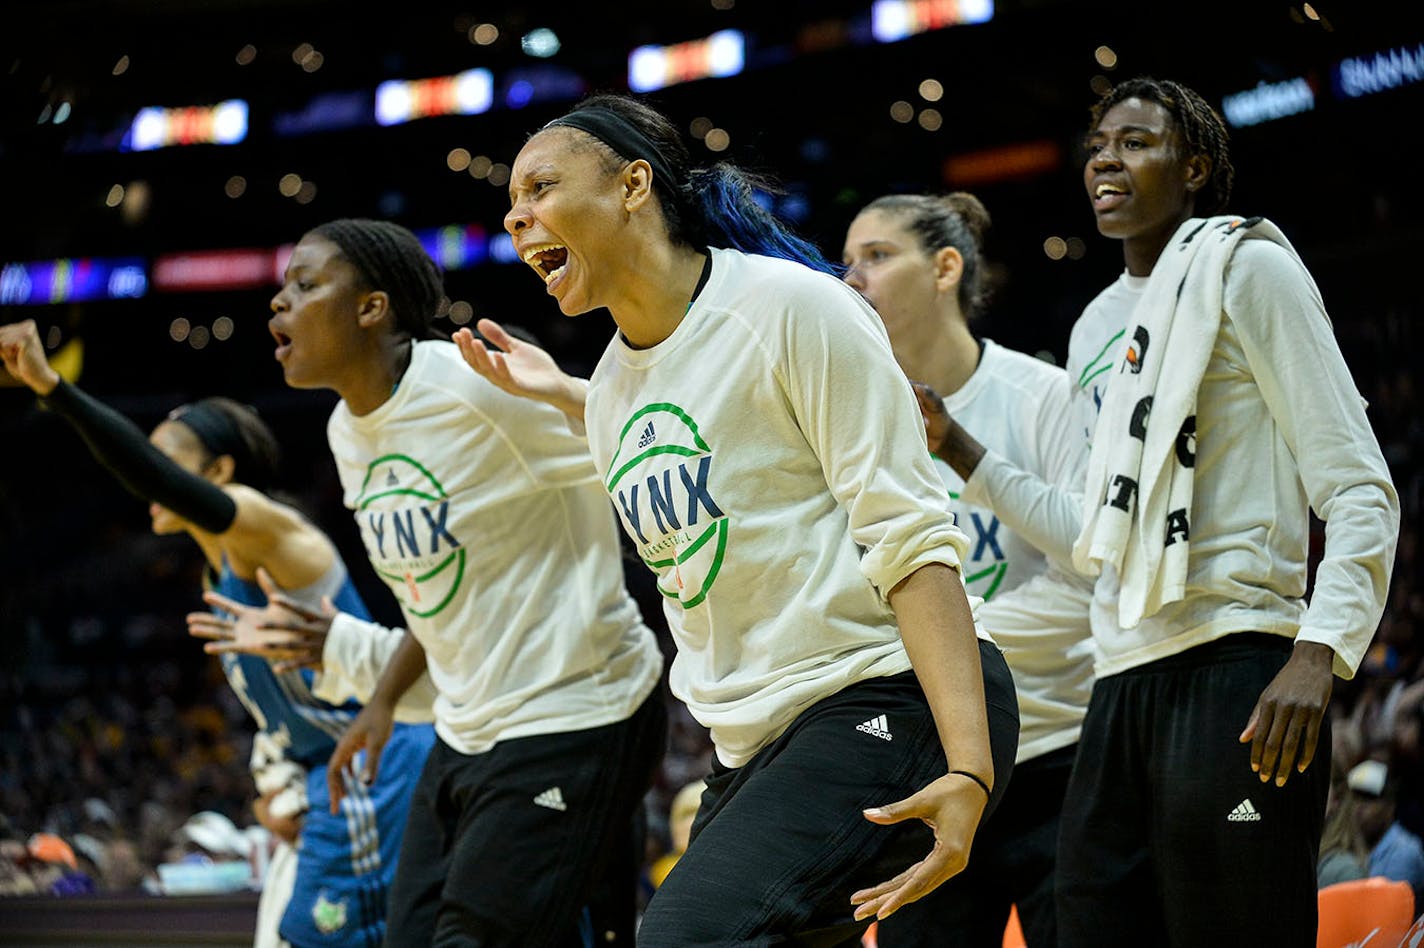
1072, 215, 1309, 628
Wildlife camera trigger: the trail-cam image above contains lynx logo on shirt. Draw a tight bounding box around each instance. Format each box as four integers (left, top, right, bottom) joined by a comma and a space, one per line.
354, 454, 465, 619
606, 403, 727, 609
959, 511, 1009, 600
938, 463, 1009, 601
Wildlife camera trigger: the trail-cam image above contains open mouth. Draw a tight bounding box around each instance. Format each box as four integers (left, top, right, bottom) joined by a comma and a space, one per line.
521, 243, 569, 285
1093, 182, 1128, 209
270, 325, 293, 360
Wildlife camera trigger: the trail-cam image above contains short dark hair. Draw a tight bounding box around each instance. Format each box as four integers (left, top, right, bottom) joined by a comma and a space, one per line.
1090, 77, 1235, 216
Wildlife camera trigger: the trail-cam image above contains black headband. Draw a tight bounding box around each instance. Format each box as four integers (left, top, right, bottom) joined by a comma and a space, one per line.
545, 107, 679, 192
168, 402, 249, 469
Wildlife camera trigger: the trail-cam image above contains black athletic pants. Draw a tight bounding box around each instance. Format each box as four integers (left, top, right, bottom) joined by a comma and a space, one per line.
639, 641, 1020, 947
1056, 634, 1330, 948
383, 690, 666, 947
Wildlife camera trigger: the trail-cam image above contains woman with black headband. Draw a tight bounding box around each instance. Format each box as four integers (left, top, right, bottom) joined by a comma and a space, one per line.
0, 317, 436, 948
457, 94, 1018, 945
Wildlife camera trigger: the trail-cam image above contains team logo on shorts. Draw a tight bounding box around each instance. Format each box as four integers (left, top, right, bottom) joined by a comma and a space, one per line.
607, 403, 727, 609
355, 454, 465, 618
312, 890, 348, 934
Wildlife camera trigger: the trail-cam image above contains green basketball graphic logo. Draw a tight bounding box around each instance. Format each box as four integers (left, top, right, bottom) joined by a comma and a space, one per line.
606, 403, 727, 609
354, 454, 465, 619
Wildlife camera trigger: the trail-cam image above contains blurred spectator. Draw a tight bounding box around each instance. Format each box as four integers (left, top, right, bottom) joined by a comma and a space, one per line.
0, 838, 38, 897
169, 810, 251, 864
155, 810, 255, 896
23, 832, 96, 896
1349, 759, 1424, 896
100, 836, 148, 892
1318, 775, 1369, 887
1390, 677, 1424, 840
649, 779, 706, 889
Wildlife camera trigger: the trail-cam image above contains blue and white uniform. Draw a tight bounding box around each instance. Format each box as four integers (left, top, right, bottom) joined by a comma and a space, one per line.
213, 560, 435, 948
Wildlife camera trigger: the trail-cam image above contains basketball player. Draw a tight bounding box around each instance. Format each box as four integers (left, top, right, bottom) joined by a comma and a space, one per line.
0, 317, 435, 948
842, 191, 1094, 946
259, 218, 666, 948
457, 93, 1019, 946
920, 78, 1399, 946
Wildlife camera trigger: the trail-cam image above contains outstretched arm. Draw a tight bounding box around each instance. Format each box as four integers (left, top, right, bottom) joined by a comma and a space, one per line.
189, 567, 335, 672
453, 320, 589, 424
775, 282, 993, 920
1, 319, 237, 534
190, 567, 438, 721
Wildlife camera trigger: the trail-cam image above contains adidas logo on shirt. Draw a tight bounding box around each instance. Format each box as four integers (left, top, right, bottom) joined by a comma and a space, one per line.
637, 421, 656, 448
1227, 799, 1262, 822
533, 787, 567, 812
855, 714, 892, 741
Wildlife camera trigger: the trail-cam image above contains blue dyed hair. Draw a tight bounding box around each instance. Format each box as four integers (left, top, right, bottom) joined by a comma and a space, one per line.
558, 95, 838, 276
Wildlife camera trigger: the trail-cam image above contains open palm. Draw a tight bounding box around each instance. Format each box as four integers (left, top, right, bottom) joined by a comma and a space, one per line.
453, 319, 583, 415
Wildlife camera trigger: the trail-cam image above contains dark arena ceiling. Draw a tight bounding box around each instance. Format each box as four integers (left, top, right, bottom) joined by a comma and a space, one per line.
1, 0, 1421, 389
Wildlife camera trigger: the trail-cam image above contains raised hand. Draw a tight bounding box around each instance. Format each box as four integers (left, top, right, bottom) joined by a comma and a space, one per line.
0, 320, 60, 395
453, 320, 587, 421
187, 567, 333, 673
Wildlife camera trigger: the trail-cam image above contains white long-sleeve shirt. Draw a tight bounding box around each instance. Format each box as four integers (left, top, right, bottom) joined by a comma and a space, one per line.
960, 274, 1141, 566
585, 247, 979, 768
326, 340, 663, 754
933, 340, 1094, 762
971, 241, 1398, 679
313, 612, 439, 724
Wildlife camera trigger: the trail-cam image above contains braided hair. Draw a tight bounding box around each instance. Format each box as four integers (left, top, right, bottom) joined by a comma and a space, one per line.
309, 219, 448, 339
1090, 77, 1234, 216
860, 191, 993, 320
551, 95, 837, 276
